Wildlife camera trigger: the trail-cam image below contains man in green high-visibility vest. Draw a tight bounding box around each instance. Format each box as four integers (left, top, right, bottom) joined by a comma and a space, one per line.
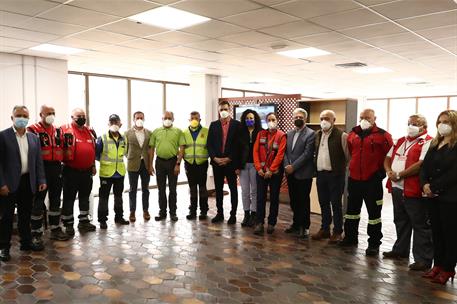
178, 111, 209, 220
95, 114, 130, 229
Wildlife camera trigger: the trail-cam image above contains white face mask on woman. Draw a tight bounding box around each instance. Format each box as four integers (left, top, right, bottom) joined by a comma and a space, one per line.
407, 125, 420, 138
438, 123, 452, 136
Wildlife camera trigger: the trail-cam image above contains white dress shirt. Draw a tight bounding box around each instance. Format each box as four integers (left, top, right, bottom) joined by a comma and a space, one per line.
14, 127, 29, 174
317, 128, 349, 172
134, 128, 146, 148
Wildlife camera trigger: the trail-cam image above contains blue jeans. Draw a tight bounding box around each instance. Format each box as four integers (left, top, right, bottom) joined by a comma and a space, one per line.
240, 163, 257, 212
128, 160, 150, 212
316, 171, 345, 234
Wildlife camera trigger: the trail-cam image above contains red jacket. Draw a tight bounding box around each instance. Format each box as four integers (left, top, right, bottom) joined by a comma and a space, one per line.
253, 129, 286, 173
386, 134, 432, 197
27, 122, 64, 162
61, 123, 96, 162
348, 124, 393, 181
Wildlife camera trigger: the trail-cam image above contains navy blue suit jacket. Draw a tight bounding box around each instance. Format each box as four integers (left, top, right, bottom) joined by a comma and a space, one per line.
0, 127, 46, 194
207, 119, 241, 169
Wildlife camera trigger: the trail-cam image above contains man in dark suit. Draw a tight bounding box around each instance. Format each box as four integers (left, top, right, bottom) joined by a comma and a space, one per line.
0, 105, 47, 261
207, 100, 241, 224
284, 108, 316, 239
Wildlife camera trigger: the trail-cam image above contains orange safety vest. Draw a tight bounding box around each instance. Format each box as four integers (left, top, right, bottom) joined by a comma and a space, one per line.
257, 129, 285, 171
61, 123, 96, 162
27, 122, 64, 162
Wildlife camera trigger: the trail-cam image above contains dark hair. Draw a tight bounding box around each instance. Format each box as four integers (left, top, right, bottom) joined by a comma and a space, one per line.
265, 112, 277, 121
218, 100, 230, 107
240, 109, 262, 132
190, 111, 200, 117
133, 111, 144, 119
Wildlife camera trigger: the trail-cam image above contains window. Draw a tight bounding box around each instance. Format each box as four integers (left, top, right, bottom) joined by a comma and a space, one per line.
88, 76, 128, 136
131, 80, 164, 131
165, 84, 192, 130
68, 74, 86, 116
359, 99, 388, 131
222, 89, 243, 98
389, 98, 416, 140
449, 97, 457, 110
418, 97, 447, 136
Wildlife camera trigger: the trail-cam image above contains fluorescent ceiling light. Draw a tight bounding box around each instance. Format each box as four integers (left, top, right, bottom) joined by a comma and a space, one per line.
391, 77, 423, 83
128, 6, 210, 30
30, 43, 84, 55
277, 47, 331, 58
354, 67, 392, 74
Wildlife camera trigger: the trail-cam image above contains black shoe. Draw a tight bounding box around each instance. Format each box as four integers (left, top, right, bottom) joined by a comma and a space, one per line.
365, 246, 380, 256
50, 228, 70, 241
31, 236, 45, 251
227, 215, 236, 225
298, 228, 309, 240
186, 214, 197, 220
115, 218, 130, 225
100, 222, 108, 229
170, 215, 178, 222
338, 238, 358, 247
211, 213, 224, 223
409, 262, 431, 271
78, 221, 96, 233
155, 215, 167, 221
254, 223, 264, 235
0, 248, 11, 261
199, 213, 208, 220
267, 225, 275, 234
241, 211, 250, 227
284, 226, 299, 234
248, 212, 256, 227
65, 226, 75, 237
383, 251, 409, 259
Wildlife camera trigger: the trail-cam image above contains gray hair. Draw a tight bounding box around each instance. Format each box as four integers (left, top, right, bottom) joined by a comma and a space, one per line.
361, 108, 375, 116
12, 105, 28, 114
293, 108, 308, 118
409, 113, 428, 128
320, 109, 336, 119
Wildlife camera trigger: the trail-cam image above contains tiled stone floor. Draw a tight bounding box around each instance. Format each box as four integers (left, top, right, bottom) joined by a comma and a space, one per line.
1, 185, 456, 304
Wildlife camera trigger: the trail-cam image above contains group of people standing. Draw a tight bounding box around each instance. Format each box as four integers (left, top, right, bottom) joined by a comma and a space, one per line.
0, 101, 456, 286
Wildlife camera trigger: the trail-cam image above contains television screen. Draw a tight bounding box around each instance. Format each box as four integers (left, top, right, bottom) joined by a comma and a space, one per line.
234, 103, 277, 129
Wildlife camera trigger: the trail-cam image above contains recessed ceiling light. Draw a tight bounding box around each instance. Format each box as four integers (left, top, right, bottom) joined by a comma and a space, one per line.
29, 43, 84, 55
128, 6, 210, 30
354, 67, 392, 74
277, 47, 331, 58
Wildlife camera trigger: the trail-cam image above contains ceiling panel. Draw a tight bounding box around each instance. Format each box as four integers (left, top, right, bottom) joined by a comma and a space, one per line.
16, 18, 87, 35
292, 32, 351, 47
68, 0, 159, 17
309, 8, 387, 30
0, 37, 39, 48
274, 0, 359, 19
0, 26, 59, 42
38, 4, 121, 27
99, 20, 167, 38
0, 45, 22, 53
184, 39, 241, 52
119, 38, 175, 50
217, 46, 268, 56
253, 0, 290, 5
219, 31, 278, 45
397, 10, 457, 30
52, 37, 110, 50
222, 7, 300, 29
171, 0, 262, 18
434, 37, 457, 53
372, 0, 457, 20
365, 32, 425, 47
0, 0, 59, 16
251, 40, 306, 52
417, 25, 457, 41
355, 0, 399, 6
259, 20, 329, 39
0, 11, 32, 26
71, 29, 134, 44
340, 22, 405, 39
182, 20, 247, 38
150, 31, 208, 44
320, 40, 374, 53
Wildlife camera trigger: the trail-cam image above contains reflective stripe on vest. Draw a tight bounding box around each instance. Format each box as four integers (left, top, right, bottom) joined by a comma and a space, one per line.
368, 218, 382, 225
99, 133, 126, 177
183, 127, 209, 165
344, 214, 361, 220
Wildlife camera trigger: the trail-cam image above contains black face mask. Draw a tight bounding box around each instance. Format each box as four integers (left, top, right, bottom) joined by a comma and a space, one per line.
75, 117, 86, 126
294, 119, 304, 128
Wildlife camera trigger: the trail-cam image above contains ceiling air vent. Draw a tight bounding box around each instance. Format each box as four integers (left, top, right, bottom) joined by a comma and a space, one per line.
406, 81, 430, 86
335, 62, 367, 68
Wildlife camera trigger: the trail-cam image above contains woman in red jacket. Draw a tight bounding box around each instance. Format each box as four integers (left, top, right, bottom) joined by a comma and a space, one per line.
253, 113, 286, 235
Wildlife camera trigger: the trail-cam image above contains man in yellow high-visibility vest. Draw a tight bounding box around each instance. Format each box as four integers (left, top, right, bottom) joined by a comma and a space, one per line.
178, 111, 209, 220
95, 114, 129, 229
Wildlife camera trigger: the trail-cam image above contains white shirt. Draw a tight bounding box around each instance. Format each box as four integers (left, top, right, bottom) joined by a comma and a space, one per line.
387, 134, 431, 189
317, 129, 349, 172
134, 128, 146, 148
14, 127, 29, 174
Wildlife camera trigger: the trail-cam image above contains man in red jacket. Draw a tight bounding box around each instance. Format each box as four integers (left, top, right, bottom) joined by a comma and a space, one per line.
383, 114, 433, 270
339, 109, 393, 256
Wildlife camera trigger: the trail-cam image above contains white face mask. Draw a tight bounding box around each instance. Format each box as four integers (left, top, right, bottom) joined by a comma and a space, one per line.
407, 125, 420, 138
220, 110, 229, 119
135, 119, 144, 128
267, 121, 277, 130
163, 119, 173, 128
45, 114, 55, 125
438, 123, 452, 136
109, 125, 120, 132
320, 120, 331, 131
360, 119, 372, 130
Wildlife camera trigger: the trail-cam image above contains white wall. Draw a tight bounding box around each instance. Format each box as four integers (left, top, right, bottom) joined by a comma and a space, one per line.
0, 52, 68, 130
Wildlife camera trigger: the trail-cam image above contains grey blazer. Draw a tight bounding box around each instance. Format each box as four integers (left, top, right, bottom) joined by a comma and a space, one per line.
0, 127, 46, 194
124, 128, 151, 172
284, 126, 316, 180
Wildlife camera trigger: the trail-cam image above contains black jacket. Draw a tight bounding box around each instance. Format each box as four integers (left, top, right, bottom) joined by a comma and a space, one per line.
239, 127, 261, 169
420, 142, 457, 203
207, 119, 241, 168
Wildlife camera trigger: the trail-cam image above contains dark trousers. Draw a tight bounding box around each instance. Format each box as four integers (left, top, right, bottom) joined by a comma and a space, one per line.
0, 174, 33, 249
287, 176, 312, 229
429, 198, 457, 272
256, 170, 283, 226
31, 161, 63, 235
344, 176, 384, 247
156, 157, 178, 216
128, 160, 150, 212
62, 166, 93, 226
98, 177, 125, 222
185, 161, 209, 215
391, 188, 433, 265
212, 164, 238, 216
316, 171, 345, 234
